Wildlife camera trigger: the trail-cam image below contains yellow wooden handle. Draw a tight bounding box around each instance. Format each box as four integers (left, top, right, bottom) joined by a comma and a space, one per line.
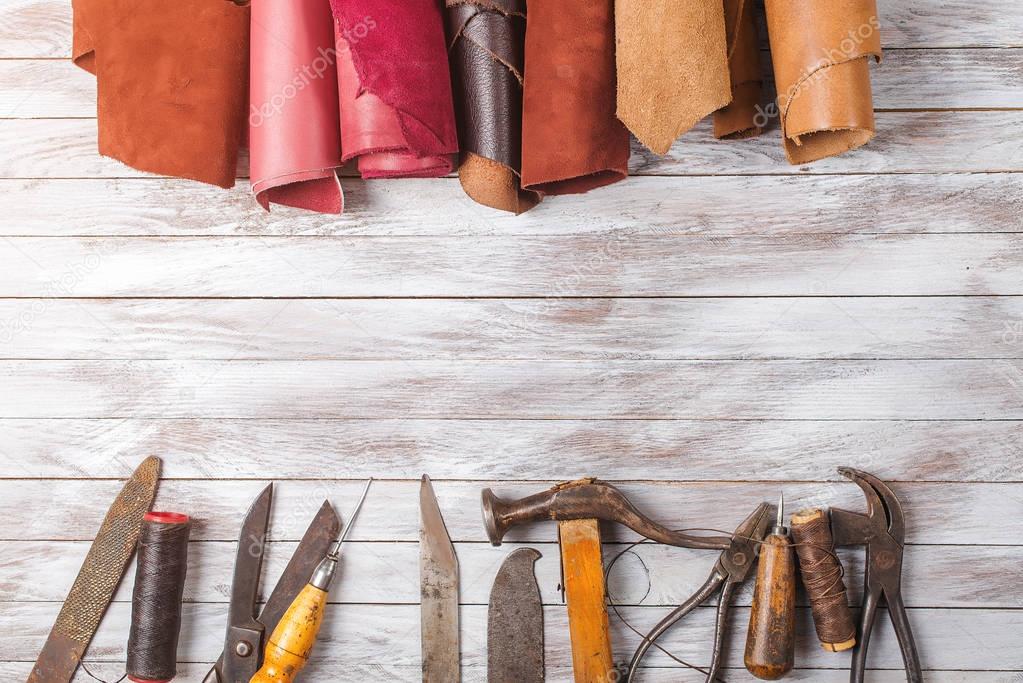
250, 583, 329, 683
559, 518, 615, 683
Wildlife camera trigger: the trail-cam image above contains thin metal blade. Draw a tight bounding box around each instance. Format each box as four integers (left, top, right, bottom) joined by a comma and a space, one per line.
420, 475, 460, 683
28, 456, 161, 683
228, 484, 273, 630
488, 548, 544, 683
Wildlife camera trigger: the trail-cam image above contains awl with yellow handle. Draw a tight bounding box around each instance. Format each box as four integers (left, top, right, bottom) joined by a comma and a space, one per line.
250, 479, 373, 683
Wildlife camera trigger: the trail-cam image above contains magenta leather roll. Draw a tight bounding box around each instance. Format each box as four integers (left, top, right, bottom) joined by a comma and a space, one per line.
331, 0, 458, 178
250, 0, 343, 213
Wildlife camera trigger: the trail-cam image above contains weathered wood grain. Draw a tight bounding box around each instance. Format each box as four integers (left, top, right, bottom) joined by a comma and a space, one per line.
3, 602, 1022, 670
2, 235, 1023, 297
4, 173, 1022, 237
3, 0, 1021, 59
0, 297, 1021, 360
4, 49, 1020, 119
0, 418, 1020, 481
1, 359, 1023, 419
1, 480, 1018, 545
3, 112, 1022, 180
2, 540, 1018, 610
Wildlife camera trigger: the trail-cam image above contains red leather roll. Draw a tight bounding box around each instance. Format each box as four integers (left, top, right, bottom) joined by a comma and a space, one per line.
249, 0, 343, 213
330, 0, 459, 178
72, 0, 248, 188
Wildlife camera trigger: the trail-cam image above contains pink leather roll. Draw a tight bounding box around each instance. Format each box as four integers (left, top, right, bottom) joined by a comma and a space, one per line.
330, 0, 459, 178
249, 0, 343, 213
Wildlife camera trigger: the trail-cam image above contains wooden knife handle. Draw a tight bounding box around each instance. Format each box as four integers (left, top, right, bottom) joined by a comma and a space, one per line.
744, 533, 796, 680
559, 519, 616, 683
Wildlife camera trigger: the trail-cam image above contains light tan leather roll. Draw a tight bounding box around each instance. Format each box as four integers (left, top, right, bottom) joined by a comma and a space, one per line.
714, 0, 763, 140
764, 0, 882, 164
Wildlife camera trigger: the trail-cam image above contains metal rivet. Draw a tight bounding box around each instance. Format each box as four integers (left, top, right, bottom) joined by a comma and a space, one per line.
236, 641, 253, 657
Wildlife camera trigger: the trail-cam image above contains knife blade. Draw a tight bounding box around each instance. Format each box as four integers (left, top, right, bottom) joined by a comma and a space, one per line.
420, 475, 460, 683
488, 548, 544, 683
28, 456, 162, 683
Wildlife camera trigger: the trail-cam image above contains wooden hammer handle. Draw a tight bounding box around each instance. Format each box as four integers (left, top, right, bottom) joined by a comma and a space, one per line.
559, 519, 616, 683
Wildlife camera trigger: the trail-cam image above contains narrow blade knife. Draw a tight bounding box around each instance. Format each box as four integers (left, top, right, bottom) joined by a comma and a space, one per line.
420, 475, 460, 683
28, 456, 162, 683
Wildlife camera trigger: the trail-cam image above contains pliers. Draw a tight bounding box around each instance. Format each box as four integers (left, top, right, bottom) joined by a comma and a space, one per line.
831, 467, 923, 683
626, 502, 775, 682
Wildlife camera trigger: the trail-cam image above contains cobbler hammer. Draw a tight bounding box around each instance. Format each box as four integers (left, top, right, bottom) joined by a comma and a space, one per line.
481, 478, 732, 682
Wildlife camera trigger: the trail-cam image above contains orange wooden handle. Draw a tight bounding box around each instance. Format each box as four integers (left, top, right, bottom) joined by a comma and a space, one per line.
744, 533, 797, 680
560, 518, 615, 683
249, 584, 329, 683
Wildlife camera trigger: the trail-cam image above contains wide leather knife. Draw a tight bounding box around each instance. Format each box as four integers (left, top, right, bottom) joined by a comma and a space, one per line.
203, 486, 340, 683
488, 548, 544, 683
28, 456, 161, 683
420, 475, 460, 683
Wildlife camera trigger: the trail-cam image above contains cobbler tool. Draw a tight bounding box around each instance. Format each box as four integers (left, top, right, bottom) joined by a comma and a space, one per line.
202, 486, 341, 683
626, 501, 775, 682
482, 478, 744, 682
28, 456, 162, 683
487, 548, 544, 683
250, 479, 372, 683
830, 468, 922, 683
744, 495, 796, 680
421, 475, 460, 683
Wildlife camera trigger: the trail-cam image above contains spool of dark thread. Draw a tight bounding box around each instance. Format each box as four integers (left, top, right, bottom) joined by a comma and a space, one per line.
126, 511, 190, 683
791, 508, 857, 652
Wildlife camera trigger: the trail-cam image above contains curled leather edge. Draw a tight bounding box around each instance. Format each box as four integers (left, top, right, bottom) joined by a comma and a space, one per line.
714, 0, 764, 140
766, 0, 883, 164
447, 0, 540, 213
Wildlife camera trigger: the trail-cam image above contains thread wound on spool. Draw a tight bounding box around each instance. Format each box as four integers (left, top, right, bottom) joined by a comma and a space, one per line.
127, 511, 191, 683
791, 508, 856, 651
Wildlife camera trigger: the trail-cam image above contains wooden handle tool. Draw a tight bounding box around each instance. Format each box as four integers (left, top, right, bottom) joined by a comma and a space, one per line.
250, 479, 372, 683
559, 518, 616, 683
744, 494, 796, 680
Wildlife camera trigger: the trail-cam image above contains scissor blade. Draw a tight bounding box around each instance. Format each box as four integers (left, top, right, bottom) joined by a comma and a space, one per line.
420, 475, 460, 683
228, 484, 273, 630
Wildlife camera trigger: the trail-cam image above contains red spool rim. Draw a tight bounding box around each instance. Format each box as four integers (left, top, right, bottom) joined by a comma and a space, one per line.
144, 511, 189, 524
128, 677, 171, 683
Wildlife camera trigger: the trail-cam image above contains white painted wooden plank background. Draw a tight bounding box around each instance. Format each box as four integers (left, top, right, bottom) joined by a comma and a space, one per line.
1, 0, 1022, 681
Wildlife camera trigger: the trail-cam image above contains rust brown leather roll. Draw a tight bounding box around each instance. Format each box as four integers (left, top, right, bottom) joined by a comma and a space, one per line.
520, 0, 629, 195
616, 0, 731, 155
715, 0, 764, 140
447, 0, 540, 214
72, 0, 249, 188
764, 0, 883, 164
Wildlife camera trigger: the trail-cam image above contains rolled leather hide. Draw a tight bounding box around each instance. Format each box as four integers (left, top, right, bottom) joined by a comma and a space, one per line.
764, 0, 883, 164
714, 0, 764, 140
521, 0, 629, 194
72, 0, 248, 187
330, 0, 458, 178
446, 0, 540, 214
616, 0, 731, 155
249, 0, 343, 213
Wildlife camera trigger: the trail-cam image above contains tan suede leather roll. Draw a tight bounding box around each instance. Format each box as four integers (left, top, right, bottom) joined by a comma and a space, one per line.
520, 0, 629, 195
72, 0, 249, 188
714, 0, 763, 140
765, 0, 882, 164
616, 0, 731, 155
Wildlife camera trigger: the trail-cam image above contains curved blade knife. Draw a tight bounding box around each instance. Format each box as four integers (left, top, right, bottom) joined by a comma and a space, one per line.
488, 548, 544, 683
421, 475, 460, 683
28, 456, 162, 683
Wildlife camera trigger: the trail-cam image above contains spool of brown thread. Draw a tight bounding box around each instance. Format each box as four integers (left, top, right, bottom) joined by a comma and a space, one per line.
126, 511, 191, 683
791, 508, 857, 652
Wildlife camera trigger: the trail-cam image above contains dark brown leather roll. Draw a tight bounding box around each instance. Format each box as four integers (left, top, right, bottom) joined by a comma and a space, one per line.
520, 0, 629, 195
765, 0, 883, 163
715, 0, 764, 140
447, 0, 540, 213
72, 0, 249, 188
